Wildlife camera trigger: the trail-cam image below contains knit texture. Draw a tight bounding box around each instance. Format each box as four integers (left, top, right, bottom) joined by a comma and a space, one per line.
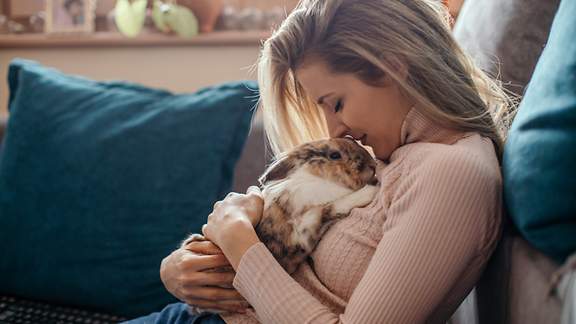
222, 107, 503, 324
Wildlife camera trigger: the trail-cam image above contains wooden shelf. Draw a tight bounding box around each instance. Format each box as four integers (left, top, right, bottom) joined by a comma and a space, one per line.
0, 30, 271, 48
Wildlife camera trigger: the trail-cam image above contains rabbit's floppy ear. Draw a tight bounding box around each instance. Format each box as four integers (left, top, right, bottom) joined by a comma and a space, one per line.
259, 155, 295, 185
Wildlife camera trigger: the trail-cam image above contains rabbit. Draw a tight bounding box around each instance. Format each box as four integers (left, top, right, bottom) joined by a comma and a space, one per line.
182, 137, 379, 314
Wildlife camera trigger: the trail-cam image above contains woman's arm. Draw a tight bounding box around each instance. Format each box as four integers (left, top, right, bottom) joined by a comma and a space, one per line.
230, 149, 502, 324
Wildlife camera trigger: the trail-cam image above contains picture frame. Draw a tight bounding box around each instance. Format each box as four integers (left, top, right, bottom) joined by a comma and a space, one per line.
45, 0, 96, 34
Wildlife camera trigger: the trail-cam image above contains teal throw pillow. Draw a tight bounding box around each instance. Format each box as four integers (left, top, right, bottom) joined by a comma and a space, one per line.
503, 0, 576, 263
0, 59, 258, 317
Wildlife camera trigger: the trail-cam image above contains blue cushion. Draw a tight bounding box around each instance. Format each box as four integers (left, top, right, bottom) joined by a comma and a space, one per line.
503, 0, 576, 263
0, 59, 258, 317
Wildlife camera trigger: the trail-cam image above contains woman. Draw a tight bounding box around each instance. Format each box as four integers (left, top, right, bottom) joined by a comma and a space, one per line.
126, 0, 513, 323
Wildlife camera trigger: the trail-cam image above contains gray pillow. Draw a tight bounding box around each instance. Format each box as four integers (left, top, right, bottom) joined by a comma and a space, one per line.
453, 0, 560, 96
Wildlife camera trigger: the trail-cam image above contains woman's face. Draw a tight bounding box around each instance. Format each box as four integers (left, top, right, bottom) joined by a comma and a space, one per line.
295, 58, 413, 161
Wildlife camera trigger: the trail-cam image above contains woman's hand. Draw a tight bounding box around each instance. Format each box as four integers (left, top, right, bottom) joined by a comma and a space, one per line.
202, 186, 264, 271
160, 239, 251, 313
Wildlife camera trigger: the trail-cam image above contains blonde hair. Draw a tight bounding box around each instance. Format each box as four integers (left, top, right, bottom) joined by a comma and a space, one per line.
258, 0, 516, 160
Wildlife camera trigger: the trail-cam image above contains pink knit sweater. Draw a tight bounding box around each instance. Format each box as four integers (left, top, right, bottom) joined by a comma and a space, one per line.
221, 107, 503, 324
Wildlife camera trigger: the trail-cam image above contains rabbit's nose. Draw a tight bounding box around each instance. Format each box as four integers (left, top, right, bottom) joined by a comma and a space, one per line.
360, 162, 374, 172
358, 161, 374, 173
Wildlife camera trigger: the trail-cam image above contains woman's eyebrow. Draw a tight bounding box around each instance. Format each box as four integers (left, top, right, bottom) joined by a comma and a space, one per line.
317, 92, 334, 105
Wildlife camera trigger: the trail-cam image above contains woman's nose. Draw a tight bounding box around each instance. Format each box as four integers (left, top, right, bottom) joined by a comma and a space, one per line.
328, 123, 349, 139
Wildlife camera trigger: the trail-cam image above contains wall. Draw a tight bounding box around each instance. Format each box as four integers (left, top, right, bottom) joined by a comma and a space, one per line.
0, 45, 260, 118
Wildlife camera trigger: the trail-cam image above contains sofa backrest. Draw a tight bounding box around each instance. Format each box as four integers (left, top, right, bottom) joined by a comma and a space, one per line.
453, 0, 560, 97
231, 112, 268, 193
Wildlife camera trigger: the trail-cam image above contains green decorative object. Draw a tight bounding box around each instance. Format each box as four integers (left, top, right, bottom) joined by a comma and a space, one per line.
152, 1, 170, 33
152, 0, 199, 38
166, 4, 198, 38
114, 0, 147, 37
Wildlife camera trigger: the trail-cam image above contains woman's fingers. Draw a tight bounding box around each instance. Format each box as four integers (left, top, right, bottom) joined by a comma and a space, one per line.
160, 246, 245, 308
181, 253, 230, 272
182, 270, 236, 288
246, 185, 262, 196
184, 239, 223, 255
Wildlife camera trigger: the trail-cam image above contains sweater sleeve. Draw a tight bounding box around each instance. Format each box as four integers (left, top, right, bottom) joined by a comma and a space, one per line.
232, 148, 502, 324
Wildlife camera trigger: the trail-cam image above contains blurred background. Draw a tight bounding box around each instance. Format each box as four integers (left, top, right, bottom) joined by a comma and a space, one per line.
0, 0, 463, 120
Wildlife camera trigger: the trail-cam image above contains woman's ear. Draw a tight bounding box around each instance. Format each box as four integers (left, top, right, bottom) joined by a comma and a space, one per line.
258, 156, 295, 185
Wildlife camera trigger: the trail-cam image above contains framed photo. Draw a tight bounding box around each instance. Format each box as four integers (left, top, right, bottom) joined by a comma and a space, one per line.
45, 0, 96, 34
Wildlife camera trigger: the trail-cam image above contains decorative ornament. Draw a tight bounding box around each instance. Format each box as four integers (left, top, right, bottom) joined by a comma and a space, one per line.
114, 0, 147, 37
152, 0, 199, 38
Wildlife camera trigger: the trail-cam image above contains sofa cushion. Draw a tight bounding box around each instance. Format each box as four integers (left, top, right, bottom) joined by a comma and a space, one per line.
0, 59, 257, 317
453, 0, 560, 96
503, 0, 576, 263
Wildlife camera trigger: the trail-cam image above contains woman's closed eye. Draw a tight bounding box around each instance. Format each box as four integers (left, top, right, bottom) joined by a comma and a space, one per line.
334, 100, 343, 113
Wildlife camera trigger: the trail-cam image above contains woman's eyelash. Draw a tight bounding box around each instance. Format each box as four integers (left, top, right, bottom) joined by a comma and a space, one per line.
334, 100, 343, 113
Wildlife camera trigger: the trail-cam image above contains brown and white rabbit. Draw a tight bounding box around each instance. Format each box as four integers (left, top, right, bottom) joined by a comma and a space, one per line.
182, 137, 379, 314
183, 137, 379, 275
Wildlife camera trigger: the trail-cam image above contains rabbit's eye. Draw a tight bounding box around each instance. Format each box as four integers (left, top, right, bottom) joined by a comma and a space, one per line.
329, 152, 342, 160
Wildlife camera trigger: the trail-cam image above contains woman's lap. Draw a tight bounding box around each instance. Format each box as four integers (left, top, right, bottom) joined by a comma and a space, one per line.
121, 302, 225, 324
